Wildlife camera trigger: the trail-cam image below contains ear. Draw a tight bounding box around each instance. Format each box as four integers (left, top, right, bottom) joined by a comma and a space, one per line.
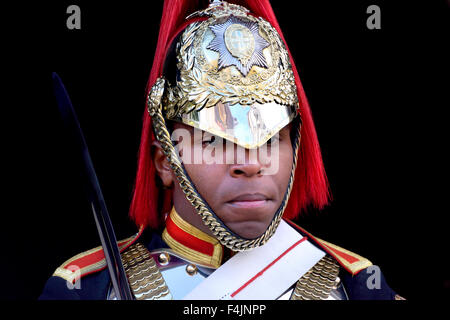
152, 140, 174, 188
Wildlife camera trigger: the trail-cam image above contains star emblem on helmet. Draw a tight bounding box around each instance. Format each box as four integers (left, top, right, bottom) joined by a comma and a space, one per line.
207, 15, 270, 76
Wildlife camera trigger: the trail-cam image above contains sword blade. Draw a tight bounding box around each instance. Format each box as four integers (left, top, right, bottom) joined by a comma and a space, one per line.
52, 72, 133, 300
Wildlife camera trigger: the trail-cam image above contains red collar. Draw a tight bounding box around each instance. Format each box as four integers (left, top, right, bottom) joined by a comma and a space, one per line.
162, 207, 223, 268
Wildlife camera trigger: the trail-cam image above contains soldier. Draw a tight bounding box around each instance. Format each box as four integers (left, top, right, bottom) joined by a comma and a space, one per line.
40, 0, 403, 300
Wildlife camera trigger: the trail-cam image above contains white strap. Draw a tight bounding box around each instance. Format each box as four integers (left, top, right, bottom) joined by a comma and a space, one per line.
184, 220, 325, 300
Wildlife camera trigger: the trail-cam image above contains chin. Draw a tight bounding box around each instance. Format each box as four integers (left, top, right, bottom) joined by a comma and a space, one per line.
226, 221, 270, 240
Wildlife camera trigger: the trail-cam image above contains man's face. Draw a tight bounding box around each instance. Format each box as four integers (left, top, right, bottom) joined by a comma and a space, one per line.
169, 122, 294, 239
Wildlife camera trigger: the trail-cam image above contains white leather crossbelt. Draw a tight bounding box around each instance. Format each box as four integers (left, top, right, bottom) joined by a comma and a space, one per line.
184, 220, 325, 300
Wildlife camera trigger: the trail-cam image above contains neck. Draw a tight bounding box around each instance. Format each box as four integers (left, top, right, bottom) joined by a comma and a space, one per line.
162, 207, 224, 268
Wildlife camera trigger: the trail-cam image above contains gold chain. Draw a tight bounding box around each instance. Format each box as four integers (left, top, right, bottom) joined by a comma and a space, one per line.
290, 255, 340, 300
121, 243, 172, 300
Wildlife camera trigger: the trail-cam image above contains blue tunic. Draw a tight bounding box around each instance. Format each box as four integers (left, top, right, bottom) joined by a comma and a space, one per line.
39, 227, 400, 300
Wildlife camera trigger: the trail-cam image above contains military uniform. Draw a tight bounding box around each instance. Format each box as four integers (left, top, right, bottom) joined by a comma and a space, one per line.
40, 208, 402, 300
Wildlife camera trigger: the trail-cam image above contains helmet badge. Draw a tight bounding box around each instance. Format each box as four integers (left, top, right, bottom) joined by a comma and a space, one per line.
207, 15, 270, 76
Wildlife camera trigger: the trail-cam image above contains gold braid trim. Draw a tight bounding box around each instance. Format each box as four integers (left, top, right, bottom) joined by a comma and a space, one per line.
162, 207, 223, 268
52, 228, 143, 283
314, 237, 372, 275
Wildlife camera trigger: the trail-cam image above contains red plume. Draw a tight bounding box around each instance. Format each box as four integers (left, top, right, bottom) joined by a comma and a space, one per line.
129, 0, 330, 229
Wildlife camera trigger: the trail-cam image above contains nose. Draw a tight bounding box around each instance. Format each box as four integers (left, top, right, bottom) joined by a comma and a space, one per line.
230, 163, 262, 178
229, 160, 262, 178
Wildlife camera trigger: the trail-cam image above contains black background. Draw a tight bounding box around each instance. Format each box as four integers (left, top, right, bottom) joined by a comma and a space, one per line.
2, 0, 449, 303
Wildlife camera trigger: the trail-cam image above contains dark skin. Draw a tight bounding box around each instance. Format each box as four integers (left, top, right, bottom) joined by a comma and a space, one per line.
152, 122, 293, 239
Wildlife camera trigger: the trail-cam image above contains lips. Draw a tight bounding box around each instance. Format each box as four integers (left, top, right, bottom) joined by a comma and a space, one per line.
230, 193, 268, 202
227, 193, 271, 209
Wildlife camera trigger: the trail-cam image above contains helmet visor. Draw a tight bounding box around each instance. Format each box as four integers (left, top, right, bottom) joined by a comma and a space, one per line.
174, 102, 297, 149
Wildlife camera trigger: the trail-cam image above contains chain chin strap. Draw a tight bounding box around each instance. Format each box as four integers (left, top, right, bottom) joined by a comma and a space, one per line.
147, 78, 301, 251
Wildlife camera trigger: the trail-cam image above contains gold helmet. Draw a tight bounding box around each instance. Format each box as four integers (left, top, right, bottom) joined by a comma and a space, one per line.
150, 1, 299, 148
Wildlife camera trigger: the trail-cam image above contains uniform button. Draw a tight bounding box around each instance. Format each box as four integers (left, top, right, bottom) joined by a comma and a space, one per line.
158, 252, 170, 266
332, 277, 341, 290
186, 264, 198, 276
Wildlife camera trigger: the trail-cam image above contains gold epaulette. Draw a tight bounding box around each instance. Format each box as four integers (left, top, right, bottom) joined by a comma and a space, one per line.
285, 220, 372, 275
52, 226, 144, 284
